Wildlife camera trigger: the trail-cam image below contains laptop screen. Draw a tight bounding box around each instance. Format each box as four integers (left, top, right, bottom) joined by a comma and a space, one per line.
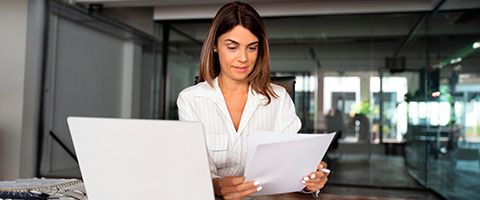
68, 117, 214, 200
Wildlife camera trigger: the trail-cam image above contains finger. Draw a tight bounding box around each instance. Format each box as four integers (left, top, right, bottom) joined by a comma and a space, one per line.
318, 161, 328, 169
230, 176, 245, 185
218, 176, 245, 187
305, 181, 325, 191
306, 178, 321, 184
234, 181, 259, 192
304, 175, 327, 186
305, 185, 320, 192
301, 175, 309, 184
306, 182, 325, 191
312, 171, 328, 178
315, 171, 329, 178
223, 185, 261, 199
302, 171, 326, 182
220, 180, 259, 195
306, 174, 326, 184
223, 186, 260, 199
306, 177, 328, 189
307, 176, 327, 184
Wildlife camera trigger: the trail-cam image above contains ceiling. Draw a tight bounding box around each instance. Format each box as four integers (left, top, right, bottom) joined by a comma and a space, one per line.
166, 11, 480, 73
75, 0, 480, 20
74, 0, 480, 74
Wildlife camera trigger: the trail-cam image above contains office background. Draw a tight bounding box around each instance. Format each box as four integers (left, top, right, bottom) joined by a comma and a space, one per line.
1, 0, 479, 199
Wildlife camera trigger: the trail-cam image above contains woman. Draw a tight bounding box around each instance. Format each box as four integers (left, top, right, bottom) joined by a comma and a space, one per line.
177, 1, 329, 199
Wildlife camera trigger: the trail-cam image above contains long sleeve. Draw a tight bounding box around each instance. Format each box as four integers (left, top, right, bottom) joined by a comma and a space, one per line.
274, 88, 302, 133
177, 92, 198, 122
176, 91, 222, 178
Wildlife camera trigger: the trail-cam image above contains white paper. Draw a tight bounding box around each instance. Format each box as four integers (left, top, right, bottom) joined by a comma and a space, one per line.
244, 132, 336, 196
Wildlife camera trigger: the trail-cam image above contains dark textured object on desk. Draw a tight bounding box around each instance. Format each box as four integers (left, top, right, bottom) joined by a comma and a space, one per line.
0, 178, 85, 200
0, 190, 49, 200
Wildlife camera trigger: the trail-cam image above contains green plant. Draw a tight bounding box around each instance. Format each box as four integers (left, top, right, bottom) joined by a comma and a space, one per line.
353, 101, 372, 116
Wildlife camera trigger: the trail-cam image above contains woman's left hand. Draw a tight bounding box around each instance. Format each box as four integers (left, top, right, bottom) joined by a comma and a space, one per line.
302, 161, 329, 192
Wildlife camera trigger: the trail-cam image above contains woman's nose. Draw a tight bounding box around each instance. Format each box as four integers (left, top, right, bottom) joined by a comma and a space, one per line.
238, 49, 248, 62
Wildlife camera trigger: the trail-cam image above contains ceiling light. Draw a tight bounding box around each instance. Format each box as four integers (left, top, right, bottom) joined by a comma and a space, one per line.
449, 57, 462, 64
473, 42, 480, 49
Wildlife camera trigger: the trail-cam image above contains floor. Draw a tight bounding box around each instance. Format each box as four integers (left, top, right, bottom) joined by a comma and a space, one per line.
321, 153, 444, 200
322, 185, 441, 200
326, 154, 421, 188
406, 143, 480, 200
419, 159, 480, 200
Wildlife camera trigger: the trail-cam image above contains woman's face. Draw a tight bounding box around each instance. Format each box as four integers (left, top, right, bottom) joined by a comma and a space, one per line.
215, 25, 259, 82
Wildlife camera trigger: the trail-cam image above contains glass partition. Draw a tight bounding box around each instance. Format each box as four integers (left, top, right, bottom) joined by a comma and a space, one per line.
402, 6, 480, 199
162, 24, 202, 119
422, 8, 480, 198
370, 76, 409, 143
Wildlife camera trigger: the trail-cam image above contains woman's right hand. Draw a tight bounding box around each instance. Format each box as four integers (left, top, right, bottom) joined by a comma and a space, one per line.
212, 176, 262, 199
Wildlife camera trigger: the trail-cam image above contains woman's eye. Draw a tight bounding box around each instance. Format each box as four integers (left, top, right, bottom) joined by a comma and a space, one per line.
227, 46, 237, 50
248, 47, 257, 51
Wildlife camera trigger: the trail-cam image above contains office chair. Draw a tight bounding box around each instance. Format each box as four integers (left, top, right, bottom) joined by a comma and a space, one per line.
271, 76, 295, 102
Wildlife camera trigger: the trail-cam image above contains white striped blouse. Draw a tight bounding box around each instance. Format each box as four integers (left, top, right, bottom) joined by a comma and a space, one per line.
177, 77, 301, 178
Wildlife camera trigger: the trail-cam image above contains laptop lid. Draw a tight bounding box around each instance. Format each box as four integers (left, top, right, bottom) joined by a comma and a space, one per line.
67, 117, 214, 200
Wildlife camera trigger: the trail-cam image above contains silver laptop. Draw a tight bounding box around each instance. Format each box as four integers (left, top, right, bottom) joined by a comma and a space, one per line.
67, 117, 215, 200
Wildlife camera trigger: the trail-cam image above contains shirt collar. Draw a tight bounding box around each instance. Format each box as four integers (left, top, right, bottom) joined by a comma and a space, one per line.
193, 76, 270, 134
194, 77, 267, 103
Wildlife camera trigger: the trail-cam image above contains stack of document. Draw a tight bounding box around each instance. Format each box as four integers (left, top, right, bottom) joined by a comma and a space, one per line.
244, 132, 336, 196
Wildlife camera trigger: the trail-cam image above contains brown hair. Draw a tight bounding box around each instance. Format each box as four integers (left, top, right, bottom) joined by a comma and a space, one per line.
198, 1, 277, 103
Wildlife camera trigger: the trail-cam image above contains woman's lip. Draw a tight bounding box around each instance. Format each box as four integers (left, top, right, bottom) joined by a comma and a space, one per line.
232, 66, 248, 72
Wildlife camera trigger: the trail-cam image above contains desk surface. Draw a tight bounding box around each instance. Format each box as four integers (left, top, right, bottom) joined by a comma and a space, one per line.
253, 193, 400, 200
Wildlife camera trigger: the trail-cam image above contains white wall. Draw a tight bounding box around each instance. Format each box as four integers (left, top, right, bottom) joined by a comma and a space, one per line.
0, 0, 29, 180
